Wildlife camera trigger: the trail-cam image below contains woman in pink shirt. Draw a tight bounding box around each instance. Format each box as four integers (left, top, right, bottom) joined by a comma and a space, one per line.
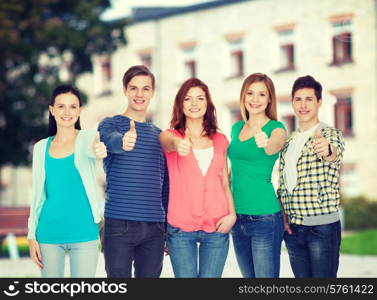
160, 78, 236, 278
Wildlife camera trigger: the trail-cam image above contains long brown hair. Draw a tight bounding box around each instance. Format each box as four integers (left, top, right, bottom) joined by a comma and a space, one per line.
170, 78, 218, 137
240, 73, 277, 121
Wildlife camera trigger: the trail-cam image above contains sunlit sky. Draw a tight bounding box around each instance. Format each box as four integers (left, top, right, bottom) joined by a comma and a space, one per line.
102, 0, 215, 20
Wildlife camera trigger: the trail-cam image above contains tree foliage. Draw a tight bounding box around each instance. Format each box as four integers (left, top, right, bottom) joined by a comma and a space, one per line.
0, 0, 127, 168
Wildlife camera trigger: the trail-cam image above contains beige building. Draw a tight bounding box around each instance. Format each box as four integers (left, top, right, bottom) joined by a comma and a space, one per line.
78, 0, 377, 199
1, 0, 375, 206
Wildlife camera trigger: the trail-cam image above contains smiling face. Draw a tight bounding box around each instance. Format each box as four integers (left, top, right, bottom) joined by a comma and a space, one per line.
243, 81, 269, 117
182, 86, 207, 121
292, 87, 322, 128
49, 92, 82, 129
124, 75, 154, 114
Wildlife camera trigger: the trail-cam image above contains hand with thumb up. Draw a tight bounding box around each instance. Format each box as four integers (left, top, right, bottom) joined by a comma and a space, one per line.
93, 132, 107, 158
175, 128, 192, 156
254, 121, 268, 148
123, 120, 137, 151
312, 129, 330, 158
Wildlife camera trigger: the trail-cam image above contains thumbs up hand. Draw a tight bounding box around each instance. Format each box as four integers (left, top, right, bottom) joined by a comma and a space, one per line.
254, 121, 268, 148
175, 128, 192, 156
122, 120, 137, 151
312, 129, 330, 157
93, 132, 107, 158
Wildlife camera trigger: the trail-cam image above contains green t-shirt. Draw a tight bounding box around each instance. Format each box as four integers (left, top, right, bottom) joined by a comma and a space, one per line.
228, 119, 286, 215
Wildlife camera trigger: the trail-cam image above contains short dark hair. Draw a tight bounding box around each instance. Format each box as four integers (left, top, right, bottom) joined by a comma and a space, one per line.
48, 84, 82, 136
291, 75, 322, 101
122, 65, 155, 89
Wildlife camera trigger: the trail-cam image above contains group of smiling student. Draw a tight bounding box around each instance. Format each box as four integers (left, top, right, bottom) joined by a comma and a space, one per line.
27, 65, 345, 279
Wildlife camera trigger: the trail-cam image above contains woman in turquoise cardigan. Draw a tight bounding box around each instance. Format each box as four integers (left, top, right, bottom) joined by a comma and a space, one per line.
27, 84, 107, 277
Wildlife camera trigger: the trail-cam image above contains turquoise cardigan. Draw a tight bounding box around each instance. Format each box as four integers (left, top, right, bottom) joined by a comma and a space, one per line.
27, 129, 102, 240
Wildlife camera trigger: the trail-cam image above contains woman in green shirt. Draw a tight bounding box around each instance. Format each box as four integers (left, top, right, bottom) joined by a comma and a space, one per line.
228, 73, 286, 278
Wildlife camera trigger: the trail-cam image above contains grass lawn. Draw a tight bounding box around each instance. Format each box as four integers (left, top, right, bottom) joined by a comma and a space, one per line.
2, 232, 377, 256
341, 228, 377, 255
1, 236, 102, 257
0, 236, 29, 257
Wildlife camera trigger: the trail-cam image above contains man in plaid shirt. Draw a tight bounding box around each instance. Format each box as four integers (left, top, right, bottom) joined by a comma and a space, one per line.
277, 75, 345, 278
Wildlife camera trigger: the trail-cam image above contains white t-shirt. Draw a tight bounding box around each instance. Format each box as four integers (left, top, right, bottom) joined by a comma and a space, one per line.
284, 123, 320, 193
193, 147, 214, 176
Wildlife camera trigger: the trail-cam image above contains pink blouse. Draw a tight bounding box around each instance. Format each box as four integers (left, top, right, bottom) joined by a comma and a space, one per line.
164, 129, 230, 232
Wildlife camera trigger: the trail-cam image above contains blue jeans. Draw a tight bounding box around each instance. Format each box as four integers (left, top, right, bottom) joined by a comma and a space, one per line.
231, 211, 283, 278
102, 218, 165, 278
283, 221, 341, 278
167, 224, 229, 278
39, 240, 99, 278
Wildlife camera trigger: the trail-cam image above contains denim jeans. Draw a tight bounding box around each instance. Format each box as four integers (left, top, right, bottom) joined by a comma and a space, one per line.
167, 224, 229, 278
102, 218, 165, 278
283, 221, 341, 278
231, 211, 283, 278
39, 240, 99, 278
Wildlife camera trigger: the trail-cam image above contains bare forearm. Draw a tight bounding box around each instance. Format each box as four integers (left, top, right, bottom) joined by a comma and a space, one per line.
264, 128, 286, 156
264, 139, 284, 155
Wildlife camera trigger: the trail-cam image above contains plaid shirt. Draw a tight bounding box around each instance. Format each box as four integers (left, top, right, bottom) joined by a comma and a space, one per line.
277, 123, 345, 225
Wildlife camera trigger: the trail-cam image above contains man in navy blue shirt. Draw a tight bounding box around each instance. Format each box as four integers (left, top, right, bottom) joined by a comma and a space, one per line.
98, 65, 168, 278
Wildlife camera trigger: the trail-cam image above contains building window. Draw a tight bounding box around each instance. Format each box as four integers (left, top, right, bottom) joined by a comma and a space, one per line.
102, 60, 111, 82
100, 56, 112, 96
229, 106, 242, 124
182, 48, 196, 79
331, 17, 353, 65
93, 55, 113, 97
140, 54, 152, 69
184, 59, 196, 78
335, 95, 353, 136
277, 29, 295, 71
137, 48, 153, 70
230, 49, 243, 78
282, 115, 296, 134
178, 44, 197, 81
277, 96, 295, 133
228, 40, 244, 78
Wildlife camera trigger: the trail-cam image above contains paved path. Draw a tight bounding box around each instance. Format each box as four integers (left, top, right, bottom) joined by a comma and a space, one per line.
0, 243, 376, 278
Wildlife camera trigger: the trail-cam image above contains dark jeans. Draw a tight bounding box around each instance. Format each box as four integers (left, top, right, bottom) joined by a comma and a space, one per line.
283, 221, 341, 278
102, 218, 165, 278
231, 211, 284, 278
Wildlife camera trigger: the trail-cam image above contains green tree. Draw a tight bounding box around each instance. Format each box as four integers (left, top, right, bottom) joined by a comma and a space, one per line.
0, 0, 127, 194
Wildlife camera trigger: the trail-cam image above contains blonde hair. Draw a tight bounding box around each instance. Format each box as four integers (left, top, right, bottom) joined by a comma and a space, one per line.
239, 73, 277, 121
